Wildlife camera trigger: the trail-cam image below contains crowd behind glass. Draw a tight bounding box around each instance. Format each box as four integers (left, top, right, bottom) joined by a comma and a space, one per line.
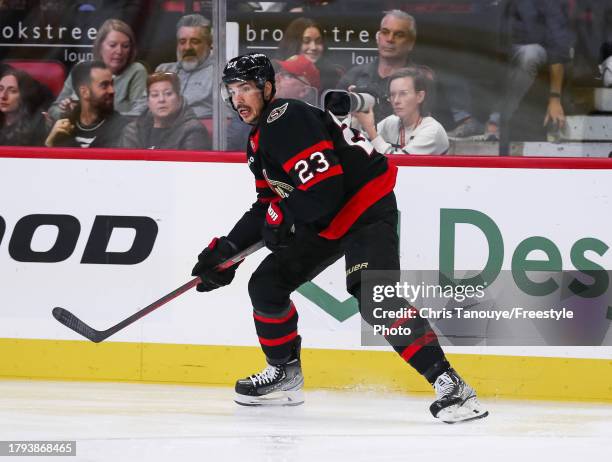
0, 0, 608, 155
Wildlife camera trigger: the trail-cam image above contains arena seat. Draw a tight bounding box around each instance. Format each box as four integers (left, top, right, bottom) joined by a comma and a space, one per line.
161, 1, 202, 13
4, 60, 67, 97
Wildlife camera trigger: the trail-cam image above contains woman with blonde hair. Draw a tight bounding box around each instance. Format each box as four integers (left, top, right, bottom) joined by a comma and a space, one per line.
48, 18, 147, 120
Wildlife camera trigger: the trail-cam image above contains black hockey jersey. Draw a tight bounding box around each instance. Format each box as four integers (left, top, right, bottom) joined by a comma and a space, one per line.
227, 98, 397, 249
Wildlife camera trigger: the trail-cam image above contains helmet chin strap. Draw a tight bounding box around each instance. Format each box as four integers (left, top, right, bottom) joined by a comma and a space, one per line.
261, 87, 273, 108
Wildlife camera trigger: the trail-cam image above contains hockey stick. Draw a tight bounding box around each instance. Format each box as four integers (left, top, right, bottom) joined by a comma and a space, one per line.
52, 241, 265, 343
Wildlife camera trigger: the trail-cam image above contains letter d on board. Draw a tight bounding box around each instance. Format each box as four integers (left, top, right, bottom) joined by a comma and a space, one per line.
439, 209, 503, 286
81, 216, 158, 265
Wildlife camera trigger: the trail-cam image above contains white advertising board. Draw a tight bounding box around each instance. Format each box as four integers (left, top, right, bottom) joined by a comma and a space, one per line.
1, 155, 611, 358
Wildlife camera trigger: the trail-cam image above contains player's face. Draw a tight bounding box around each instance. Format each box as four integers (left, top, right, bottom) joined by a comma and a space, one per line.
177, 26, 211, 71
0, 75, 20, 115
148, 80, 181, 122
377, 15, 414, 60
388, 76, 423, 120
301, 27, 324, 63
87, 68, 115, 115
227, 81, 266, 125
100, 30, 131, 74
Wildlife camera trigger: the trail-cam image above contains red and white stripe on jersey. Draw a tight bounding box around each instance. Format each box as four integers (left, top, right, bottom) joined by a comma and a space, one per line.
319, 163, 397, 239
281, 140, 343, 191
281, 140, 334, 172
296, 164, 343, 191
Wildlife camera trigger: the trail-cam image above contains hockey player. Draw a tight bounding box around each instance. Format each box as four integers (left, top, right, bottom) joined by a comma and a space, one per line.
191, 53, 488, 423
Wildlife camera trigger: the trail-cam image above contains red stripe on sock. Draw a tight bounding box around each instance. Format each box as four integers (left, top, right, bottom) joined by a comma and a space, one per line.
389, 307, 418, 330
400, 331, 438, 362
253, 304, 297, 324
258, 330, 298, 346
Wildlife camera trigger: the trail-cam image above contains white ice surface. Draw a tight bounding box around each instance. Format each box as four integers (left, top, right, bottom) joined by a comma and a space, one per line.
0, 380, 610, 462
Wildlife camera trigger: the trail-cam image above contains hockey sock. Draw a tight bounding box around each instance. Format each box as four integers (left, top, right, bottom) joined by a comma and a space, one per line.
381, 306, 449, 383
253, 301, 299, 364
354, 285, 451, 384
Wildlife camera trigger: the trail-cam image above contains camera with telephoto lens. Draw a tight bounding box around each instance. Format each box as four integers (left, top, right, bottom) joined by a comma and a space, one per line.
322, 87, 378, 117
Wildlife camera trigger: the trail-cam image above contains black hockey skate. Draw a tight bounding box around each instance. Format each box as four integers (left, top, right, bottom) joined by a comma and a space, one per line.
234, 336, 304, 406
430, 368, 488, 423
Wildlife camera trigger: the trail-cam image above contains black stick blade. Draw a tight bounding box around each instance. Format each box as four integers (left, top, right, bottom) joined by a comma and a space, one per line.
52, 307, 105, 343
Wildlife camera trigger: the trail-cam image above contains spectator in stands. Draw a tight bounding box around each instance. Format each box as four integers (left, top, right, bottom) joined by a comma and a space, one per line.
488, 0, 573, 141
338, 9, 480, 137
352, 67, 448, 155
274, 54, 321, 103
155, 14, 213, 119
277, 17, 343, 93
48, 18, 147, 120
45, 61, 126, 148
0, 68, 48, 146
120, 72, 210, 150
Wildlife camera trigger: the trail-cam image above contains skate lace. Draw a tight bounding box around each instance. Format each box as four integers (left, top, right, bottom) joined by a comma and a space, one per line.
434, 372, 458, 399
250, 365, 281, 386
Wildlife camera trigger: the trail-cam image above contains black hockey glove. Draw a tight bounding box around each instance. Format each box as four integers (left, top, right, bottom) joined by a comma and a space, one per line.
262, 201, 295, 252
191, 237, 239, 292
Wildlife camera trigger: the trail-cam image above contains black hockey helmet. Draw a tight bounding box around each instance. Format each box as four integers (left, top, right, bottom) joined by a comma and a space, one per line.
221, 53, 276, 109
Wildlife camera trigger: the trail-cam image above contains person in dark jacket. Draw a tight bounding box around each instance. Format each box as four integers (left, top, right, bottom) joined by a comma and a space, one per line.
120, 72, 211, 150
45, 61, 126, 148
0, 68, 50, 146
486, 0, 574, 141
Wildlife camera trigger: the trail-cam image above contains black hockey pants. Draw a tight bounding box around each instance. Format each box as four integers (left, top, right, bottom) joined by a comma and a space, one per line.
248, 192, 445, 375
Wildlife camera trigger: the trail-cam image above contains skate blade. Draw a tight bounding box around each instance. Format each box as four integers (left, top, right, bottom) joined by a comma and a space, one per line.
234, 389, 304, 407
437, 397, 489, 424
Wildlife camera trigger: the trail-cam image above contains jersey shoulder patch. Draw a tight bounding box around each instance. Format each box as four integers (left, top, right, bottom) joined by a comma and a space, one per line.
267, 102, 289, 124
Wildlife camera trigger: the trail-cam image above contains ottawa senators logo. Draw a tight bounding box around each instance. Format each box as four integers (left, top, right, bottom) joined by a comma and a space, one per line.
267, 103, 289, 123
263, 169, 294, 198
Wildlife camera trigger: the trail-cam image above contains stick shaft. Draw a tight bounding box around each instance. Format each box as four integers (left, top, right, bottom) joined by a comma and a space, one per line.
102, 240, 265, 337
100, 277, 202, 339
54, 240, 265, 342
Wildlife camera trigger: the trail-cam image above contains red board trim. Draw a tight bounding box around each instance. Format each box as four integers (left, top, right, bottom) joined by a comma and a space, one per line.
1, 147, 611, 169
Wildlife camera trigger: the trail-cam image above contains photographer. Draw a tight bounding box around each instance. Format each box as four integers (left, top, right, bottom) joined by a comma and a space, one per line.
339, 9, 480, 138
352, 67, 448, 155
